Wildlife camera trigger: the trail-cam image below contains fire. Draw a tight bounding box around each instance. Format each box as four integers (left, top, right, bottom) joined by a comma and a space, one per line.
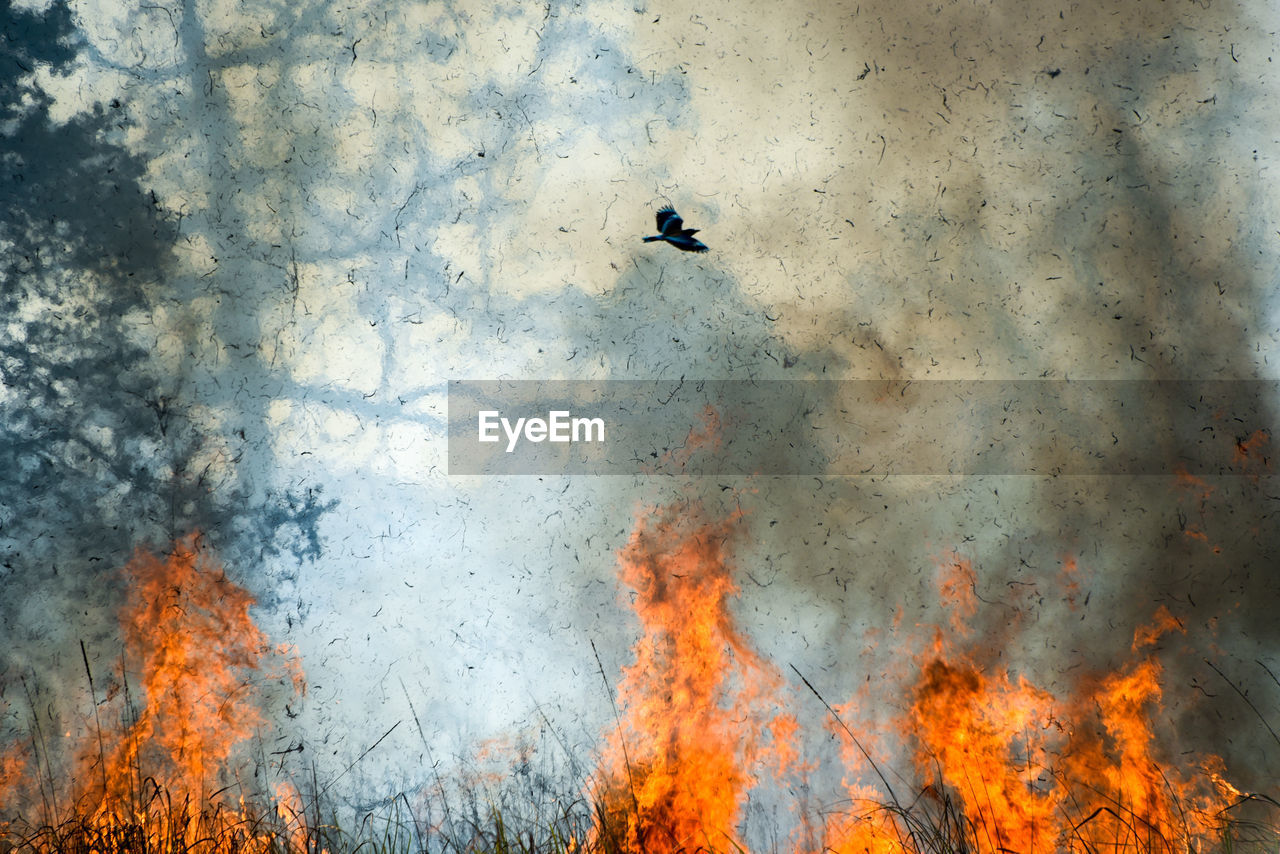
1, 532, 306, 852
2, 513, 1266, 852
588, 493, 1266, 854
0, 745, 27, 836
824, 560, 1241, 854
91, 533, 274, 805
593, 501, 798, 853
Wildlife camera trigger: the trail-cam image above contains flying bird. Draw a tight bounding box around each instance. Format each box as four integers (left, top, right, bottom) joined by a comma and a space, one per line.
642, 205, 708, 252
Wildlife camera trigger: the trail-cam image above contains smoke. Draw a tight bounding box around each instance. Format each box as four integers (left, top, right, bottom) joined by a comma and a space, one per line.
1, 0, 1277, 839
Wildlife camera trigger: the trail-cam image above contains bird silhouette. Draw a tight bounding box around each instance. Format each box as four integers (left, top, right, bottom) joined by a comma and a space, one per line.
642, 205, 708, 252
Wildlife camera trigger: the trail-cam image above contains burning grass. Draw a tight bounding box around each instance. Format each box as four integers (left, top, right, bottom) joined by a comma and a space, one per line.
0, 534, 306, 853
582, 505, 1278, 854
2, 513, 1277, 853
1, 761, 1272, 854
589, 503, 801, 854
7, 793, 307, 854
815, 587, 1243, 853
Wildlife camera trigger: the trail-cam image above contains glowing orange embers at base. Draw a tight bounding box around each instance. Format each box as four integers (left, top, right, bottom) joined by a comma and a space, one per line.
593, 502, 799, 854
2, 532, 304, 853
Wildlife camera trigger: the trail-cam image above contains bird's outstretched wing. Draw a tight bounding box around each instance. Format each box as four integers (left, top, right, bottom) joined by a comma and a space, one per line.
655, 206, 684, 236
668, 235, 709, 252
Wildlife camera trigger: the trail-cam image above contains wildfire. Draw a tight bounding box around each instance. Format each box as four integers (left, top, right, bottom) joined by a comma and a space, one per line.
593, 501, 799, 854
593, 500, 1261, 854
824, 561, 1241, 854
91, 534, 272, 805
1, 511, 1267, 853
1, 532, 305, 853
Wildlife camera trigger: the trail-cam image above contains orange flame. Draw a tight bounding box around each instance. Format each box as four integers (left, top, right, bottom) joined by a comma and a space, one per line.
0, 745, 27, 835
825, 559, 1239, 854
1, 533, 305, 852
90, 534, 276, 806
594, 502, 797, 853
590, 503, 1262, 854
